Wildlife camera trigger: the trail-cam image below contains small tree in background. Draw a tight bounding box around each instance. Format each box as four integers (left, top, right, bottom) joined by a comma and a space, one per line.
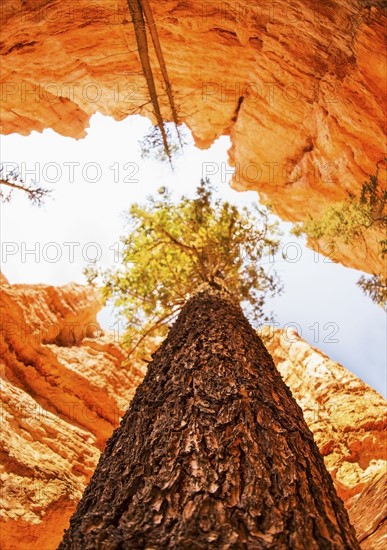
292, 171, 386, 250
0, 164, 51, 206
357, 274, 387, 311
85, 179, 282, 352
292, 166, 387, 309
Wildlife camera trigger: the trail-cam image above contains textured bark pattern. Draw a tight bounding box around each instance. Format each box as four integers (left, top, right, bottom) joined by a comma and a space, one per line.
59, 287, 359, 549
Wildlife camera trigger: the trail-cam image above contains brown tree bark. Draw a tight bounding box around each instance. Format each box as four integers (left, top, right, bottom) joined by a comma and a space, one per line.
59, 286, 359, 549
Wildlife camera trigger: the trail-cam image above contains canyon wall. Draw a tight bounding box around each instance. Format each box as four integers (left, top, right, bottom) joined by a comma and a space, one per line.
0, 280, 385, 549
0, 280, 146, 549
1, 0, 386, 273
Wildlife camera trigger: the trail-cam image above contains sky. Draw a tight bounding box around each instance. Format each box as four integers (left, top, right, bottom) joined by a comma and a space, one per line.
1, 113, 386, 397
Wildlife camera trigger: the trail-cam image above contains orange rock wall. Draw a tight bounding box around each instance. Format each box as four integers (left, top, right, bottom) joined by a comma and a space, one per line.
0, 281, 146, 550
1, 0, 386, 274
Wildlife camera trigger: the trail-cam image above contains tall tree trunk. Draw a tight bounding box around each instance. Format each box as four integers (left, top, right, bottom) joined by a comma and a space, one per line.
59, 286, 359, 549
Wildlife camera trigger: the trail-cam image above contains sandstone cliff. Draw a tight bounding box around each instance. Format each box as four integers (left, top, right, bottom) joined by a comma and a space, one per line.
0, 280, 146, 550
1, 0, 386, 274
0, 281, 385, 549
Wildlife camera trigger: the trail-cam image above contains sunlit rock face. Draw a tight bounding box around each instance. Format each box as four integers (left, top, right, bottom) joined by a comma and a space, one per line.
0, 279, 146, 550
1, 0, 386, 274
0, 281, 385, 548
261, 326, 387, 550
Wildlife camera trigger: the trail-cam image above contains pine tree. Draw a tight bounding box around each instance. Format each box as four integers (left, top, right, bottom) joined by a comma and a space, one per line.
59, 284, 359, 549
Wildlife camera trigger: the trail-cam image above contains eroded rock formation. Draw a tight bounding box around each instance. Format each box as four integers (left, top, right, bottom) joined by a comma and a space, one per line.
0, 279, 146, 550
1, 0, 386, 273
0, 281, 385, 548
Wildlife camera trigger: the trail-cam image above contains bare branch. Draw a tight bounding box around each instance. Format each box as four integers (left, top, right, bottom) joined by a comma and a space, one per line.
126, 0, 171, 162
0, 166, 51, 206
127, 306, 181, 356
140, 0, 182, 146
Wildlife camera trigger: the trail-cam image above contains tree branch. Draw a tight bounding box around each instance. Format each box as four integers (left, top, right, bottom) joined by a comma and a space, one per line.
127, 306, 181, 356
140, 0, 182, 146
0, 178, 50, 205
126, 0, 171, 162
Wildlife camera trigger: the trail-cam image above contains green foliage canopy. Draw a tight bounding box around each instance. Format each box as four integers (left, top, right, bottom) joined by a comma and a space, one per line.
86, 179, 283, 351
